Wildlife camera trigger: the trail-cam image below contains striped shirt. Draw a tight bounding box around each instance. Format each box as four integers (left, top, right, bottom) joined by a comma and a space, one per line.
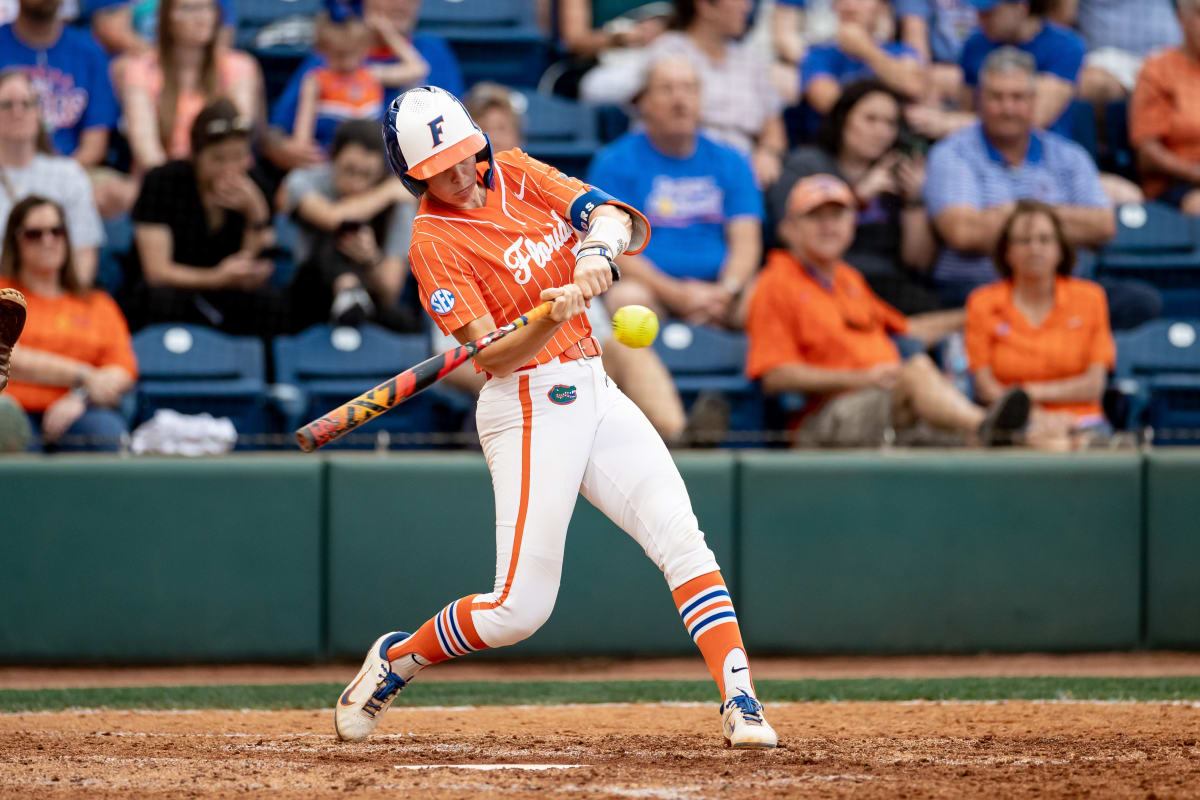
409, 149, 607, 368
924, 124, 1110, 288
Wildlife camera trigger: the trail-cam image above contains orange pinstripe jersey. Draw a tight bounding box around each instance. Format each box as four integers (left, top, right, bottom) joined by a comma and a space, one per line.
409, 148, 643, 369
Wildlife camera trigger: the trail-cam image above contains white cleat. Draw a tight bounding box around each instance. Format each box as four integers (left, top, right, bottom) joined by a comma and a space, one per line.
334, 631, 412, 742
721, 689, 778, 749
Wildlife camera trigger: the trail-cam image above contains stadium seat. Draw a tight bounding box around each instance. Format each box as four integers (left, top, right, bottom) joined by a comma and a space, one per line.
273, 323, 449, 449
1068, 99, 1098, 162
416, 0, 550, 89
516, 90, 601, 176
1102, 98, 1135, 179
651, 321, 765, 444
1112, 318, 1200, 443
131, 324, 270, 447
1097, 203, 1200, 316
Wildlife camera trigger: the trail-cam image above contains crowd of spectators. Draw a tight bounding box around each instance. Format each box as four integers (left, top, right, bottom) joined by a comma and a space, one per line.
0, 0, 1195, 452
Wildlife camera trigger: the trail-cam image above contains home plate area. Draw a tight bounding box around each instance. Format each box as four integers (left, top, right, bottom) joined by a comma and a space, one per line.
5, 699, 1199, 798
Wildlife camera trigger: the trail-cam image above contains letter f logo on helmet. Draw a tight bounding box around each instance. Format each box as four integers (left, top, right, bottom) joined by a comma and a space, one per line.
427, 115, 445, 146
383, 86, 496, 198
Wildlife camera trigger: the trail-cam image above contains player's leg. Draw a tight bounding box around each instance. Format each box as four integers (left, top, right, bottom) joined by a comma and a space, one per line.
336, 367, 595, 740
578, 360, 776, 748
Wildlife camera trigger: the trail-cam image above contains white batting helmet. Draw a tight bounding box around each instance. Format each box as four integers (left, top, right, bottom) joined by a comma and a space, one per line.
383, 85, 495, 197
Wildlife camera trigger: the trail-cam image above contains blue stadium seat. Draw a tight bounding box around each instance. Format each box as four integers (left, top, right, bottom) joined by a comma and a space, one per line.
417, 0, 550, 88
132, 324, 270, 446
651, 321, 765, 444
1068, 99, 1098, 162
1102, 98, 1135, 179
1097, 203, 1200, 316
517, 90, 600, 176
233, 0, 319, 50
273, 324, 446, 449
1113, 318, 1200, 443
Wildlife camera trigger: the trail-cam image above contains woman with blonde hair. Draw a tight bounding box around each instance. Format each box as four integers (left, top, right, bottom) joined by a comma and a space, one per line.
0, 195, 137, 451
119, 0, 262, 171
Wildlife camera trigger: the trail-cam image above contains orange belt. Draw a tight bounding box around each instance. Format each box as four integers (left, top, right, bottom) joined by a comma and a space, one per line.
514, 336, 602, 372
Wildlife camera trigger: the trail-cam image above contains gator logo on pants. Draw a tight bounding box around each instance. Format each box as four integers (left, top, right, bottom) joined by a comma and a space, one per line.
548, 384, 577, 405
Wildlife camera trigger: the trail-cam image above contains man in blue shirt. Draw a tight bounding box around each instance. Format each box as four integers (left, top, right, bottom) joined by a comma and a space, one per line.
803, 0, 926, 119
957, 0, 1084, 137
262, 0, 463, 171
1066, 0, 1180, 105
0, 0, 117, 166
587, 55, 763, 329
925, 46, 1160, 329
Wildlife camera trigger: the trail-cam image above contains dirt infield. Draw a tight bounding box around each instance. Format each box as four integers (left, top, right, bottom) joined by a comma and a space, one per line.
2, 702, 1199, 798
4, 651, 1200, 689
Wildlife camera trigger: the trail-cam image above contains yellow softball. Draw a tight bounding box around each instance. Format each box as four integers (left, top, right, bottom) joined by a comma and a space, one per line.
611, 304, 659, 348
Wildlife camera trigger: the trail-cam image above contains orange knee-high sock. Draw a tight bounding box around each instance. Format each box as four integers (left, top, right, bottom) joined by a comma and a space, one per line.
385, 595, 489, 677
672, 571, 755, 702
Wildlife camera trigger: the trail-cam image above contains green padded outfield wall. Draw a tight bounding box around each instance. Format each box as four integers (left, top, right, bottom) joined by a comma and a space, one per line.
1145, 451, 1200, 647
326, 453, 736, 657
0, 457, 323, 661
738, 452, 1143, 652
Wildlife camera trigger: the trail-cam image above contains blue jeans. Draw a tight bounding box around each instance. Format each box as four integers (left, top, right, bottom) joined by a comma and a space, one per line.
28, 407, 128, 452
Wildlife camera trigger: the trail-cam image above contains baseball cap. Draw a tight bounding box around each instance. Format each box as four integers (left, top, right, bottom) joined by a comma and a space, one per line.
786, 174, 857, 216
965, 0, 1025, 10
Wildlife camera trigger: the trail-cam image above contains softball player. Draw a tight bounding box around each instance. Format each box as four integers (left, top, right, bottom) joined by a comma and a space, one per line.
334, 86, 776, 749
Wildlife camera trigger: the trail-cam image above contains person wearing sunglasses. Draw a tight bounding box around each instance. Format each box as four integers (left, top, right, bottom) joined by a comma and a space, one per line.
0, 195, 137, 451
0, 69, 105, 287
745, 173, 1031, 447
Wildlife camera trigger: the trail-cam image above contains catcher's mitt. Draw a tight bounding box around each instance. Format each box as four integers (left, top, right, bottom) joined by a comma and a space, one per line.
0, 287, 27, 394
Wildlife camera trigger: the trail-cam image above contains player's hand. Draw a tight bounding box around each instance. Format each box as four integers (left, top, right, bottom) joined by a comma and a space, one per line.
541, 284, 587, 323
42, 390, 87, 444
573, 253, 613, 301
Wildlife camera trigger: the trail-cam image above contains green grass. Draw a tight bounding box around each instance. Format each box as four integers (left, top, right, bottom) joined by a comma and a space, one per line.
3, 677, 1200, 713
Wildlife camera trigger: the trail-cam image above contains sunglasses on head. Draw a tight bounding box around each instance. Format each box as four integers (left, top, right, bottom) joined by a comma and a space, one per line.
20, 226, 65, 243
203, 117, 252, 137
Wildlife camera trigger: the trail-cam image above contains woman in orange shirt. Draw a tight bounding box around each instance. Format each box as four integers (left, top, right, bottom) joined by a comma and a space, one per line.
966, 200, 1116, 445
0, 196, 138, 451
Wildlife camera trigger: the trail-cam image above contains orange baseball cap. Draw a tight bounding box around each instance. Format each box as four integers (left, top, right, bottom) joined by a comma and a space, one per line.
786, 174, 857, 215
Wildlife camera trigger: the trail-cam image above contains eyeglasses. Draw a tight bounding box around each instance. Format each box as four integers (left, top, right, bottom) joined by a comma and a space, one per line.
19, 226, 65, 243
0, 98, 37, 113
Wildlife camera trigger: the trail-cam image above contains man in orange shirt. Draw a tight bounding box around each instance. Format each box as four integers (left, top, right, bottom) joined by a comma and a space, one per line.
0, 287, 26, 394
1129, 0, 1200, 213
745, 174, 1031, 446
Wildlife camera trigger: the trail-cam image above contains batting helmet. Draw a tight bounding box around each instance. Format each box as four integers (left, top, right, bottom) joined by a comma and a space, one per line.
383, 86, 495, 198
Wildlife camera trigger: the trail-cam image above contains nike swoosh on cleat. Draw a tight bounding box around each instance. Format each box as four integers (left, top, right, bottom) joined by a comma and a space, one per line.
730, 666, 749, 673
339, 671, 369, 706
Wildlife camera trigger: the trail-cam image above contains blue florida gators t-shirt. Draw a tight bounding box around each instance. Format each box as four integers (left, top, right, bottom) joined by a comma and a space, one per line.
959, 22, 1085, 137
586, 132, 763, 282
0, 24, 117, 157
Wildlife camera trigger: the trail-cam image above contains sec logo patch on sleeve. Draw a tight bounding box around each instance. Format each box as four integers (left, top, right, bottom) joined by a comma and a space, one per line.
430, 288, 456, 315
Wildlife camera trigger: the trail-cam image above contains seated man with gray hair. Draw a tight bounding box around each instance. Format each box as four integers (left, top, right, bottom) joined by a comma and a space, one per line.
924, 46, 1161, 328
587, 55, 764, 330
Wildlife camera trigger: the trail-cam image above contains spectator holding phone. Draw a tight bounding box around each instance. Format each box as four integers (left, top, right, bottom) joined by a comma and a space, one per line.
0, 195, 137, 451
767, 79, 940, 315
284, 117, 418, 331
126, 99, 286, 336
